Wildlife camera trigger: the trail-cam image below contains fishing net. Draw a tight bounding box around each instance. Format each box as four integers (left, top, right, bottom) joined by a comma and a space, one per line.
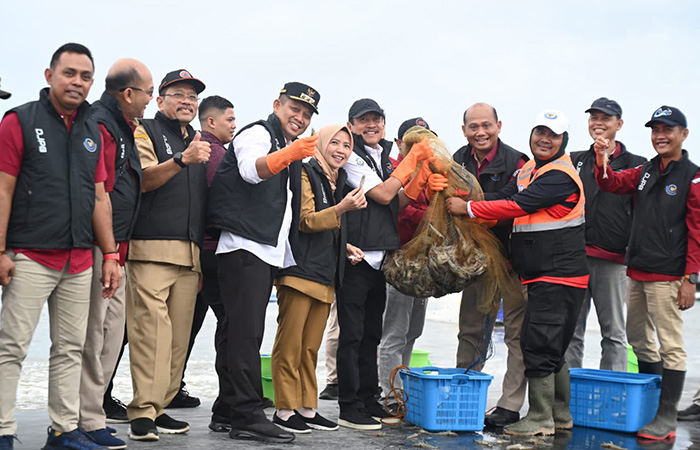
383, 127, 516, 313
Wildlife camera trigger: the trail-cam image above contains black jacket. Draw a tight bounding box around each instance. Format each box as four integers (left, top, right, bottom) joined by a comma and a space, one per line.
90, 91, 142, 242
7, 88, 101, 249
343, 134, 399, 252
207, 113, 301, 254
280, 158, 348, 287
130, 111, 208, 247
453, 139, 528, 254
626, 151, 699, 276
570, 142, 646, 255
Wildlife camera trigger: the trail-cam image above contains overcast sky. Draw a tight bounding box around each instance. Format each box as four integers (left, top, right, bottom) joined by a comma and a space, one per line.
2, 1, 699, 161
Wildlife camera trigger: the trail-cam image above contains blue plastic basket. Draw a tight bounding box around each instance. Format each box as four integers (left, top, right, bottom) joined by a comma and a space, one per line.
399, 367, 493, 432
569, 368, 661, 432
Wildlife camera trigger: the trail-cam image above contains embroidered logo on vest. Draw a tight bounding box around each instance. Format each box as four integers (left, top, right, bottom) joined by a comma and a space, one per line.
575, 160, 583, 174
666, 184, 678, 196
84, 138, 97, 152
35, 128, 47, 153
119, 137, 126, 159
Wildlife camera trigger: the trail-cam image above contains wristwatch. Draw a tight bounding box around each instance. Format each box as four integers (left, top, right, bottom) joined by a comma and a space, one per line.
173, 152, 186, 168
684, 273, 698, 284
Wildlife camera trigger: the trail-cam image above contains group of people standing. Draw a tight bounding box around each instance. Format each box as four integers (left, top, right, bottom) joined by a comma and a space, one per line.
0, 41, 698, 450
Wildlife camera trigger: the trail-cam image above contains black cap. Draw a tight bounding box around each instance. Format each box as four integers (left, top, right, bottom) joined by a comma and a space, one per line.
585, 97, 622, 117
645, 105, 687, 128
0, 77, 11, 100
348, 98, 384, 121
279, 81, 320, 114
397, 117, 431, 140
159, 69, 206, 96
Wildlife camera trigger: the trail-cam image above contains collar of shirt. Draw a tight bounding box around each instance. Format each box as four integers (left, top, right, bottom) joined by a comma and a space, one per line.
608, 141, 621, 160
53, 105, 79, 131
471, 142, 499, 176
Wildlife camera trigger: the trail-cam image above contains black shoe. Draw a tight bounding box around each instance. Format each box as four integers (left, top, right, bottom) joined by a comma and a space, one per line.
272, 412, 311, 434
319, 384, 338, 400
128, 418, 159, 441
165, 387, 200, 408
229, 421, 295, 443
364, 402, 400, 424
154, 413, 190, 434
338, 410, 381, 430
485, 407, 520, 428
261, 396, 274, 409
103, 397, 128, 424
298, 412, 339, 431
678, 403, 700, 421
209, 413, 231, 432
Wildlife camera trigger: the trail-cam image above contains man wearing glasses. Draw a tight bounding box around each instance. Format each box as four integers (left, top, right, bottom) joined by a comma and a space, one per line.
125, 70, 210, 441
75, 58, 154, 449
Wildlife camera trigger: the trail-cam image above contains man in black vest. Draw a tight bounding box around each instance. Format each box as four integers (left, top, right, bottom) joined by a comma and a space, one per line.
125, 69, 210, 441
565, 98, 646, 372
208, 82, 320, 443
76, 58, 153, 449
451, 102, 529, 428
335, 99, 434, 431
596, 105, 699, 442
0, 43, 120, 450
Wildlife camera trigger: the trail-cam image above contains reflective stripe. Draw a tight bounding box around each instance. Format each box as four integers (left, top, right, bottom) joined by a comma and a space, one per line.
513, 215, 585, 232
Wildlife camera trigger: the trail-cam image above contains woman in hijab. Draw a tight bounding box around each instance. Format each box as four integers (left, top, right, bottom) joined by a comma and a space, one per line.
270, 125, 366, 433
447, 110, 589, 436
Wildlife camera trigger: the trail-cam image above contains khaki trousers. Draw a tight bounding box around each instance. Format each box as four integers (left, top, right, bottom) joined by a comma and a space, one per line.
626, 279, 686, 371
0, 252, 91, 434
271, 285, 331, 410
126, 261, 197, 420
457, 270, 527, 412
79, 246, 126, 431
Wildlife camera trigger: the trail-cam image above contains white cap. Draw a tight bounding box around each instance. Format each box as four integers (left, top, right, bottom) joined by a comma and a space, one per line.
532, 109, 569, 135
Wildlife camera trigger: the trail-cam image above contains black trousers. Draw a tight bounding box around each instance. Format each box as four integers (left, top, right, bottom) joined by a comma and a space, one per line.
521, 281, 585, 378
178, 249, 231, 417
336, 261, 387, 413
218, 249, 276, 427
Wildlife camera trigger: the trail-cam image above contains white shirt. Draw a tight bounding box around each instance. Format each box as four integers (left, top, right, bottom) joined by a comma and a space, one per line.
342, 144, 387, 270
216, 124, 296, 269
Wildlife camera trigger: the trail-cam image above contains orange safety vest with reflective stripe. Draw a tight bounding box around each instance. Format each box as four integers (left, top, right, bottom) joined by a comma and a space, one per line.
509, 154, 589, 287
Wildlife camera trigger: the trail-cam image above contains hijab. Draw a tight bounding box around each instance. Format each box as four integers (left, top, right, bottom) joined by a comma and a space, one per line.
313, 125, 353, 192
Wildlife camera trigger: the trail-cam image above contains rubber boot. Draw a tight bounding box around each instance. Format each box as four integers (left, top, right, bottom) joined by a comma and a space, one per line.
504, 374, 555, 436
637, 369, 685, 441
638, 360, 664, 375
553, 363, 573, 429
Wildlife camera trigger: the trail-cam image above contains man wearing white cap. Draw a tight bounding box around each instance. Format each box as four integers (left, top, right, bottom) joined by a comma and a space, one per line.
447, 110, 588, 436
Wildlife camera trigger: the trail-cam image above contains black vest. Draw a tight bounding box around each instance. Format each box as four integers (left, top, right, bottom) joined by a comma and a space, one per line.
343, 135, 400, 252
453, 139, 528, 254
570, 143, 646, 255
207, 114, 301, 252
89, 92, 142, 242
626, 151, 699, 276
280, 159, 348, 287
6, 88, 101, 249
130, 111, 208, 247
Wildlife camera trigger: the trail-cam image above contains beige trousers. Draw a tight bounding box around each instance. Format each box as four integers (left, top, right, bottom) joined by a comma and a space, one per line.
626, 279, 686, 371
125, 261, 197, 420
78, 246, 126, 431
0, 252, 92, 434
271, 285, 331, 410
323, 301, 339, 384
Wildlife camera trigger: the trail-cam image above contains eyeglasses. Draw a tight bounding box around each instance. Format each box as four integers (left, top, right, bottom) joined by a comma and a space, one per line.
162, 92, 199, 103
120, 86, 154, 97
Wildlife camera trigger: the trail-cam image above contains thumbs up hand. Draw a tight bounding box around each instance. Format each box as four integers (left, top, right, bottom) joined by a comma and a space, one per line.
182, 131, 211, 164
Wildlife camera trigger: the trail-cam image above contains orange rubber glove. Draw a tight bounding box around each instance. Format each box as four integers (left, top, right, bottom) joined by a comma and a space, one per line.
390, 139, 435, 185
425, 172, 448, 201
404, 158, 435, 200
266, 135, 319, 175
